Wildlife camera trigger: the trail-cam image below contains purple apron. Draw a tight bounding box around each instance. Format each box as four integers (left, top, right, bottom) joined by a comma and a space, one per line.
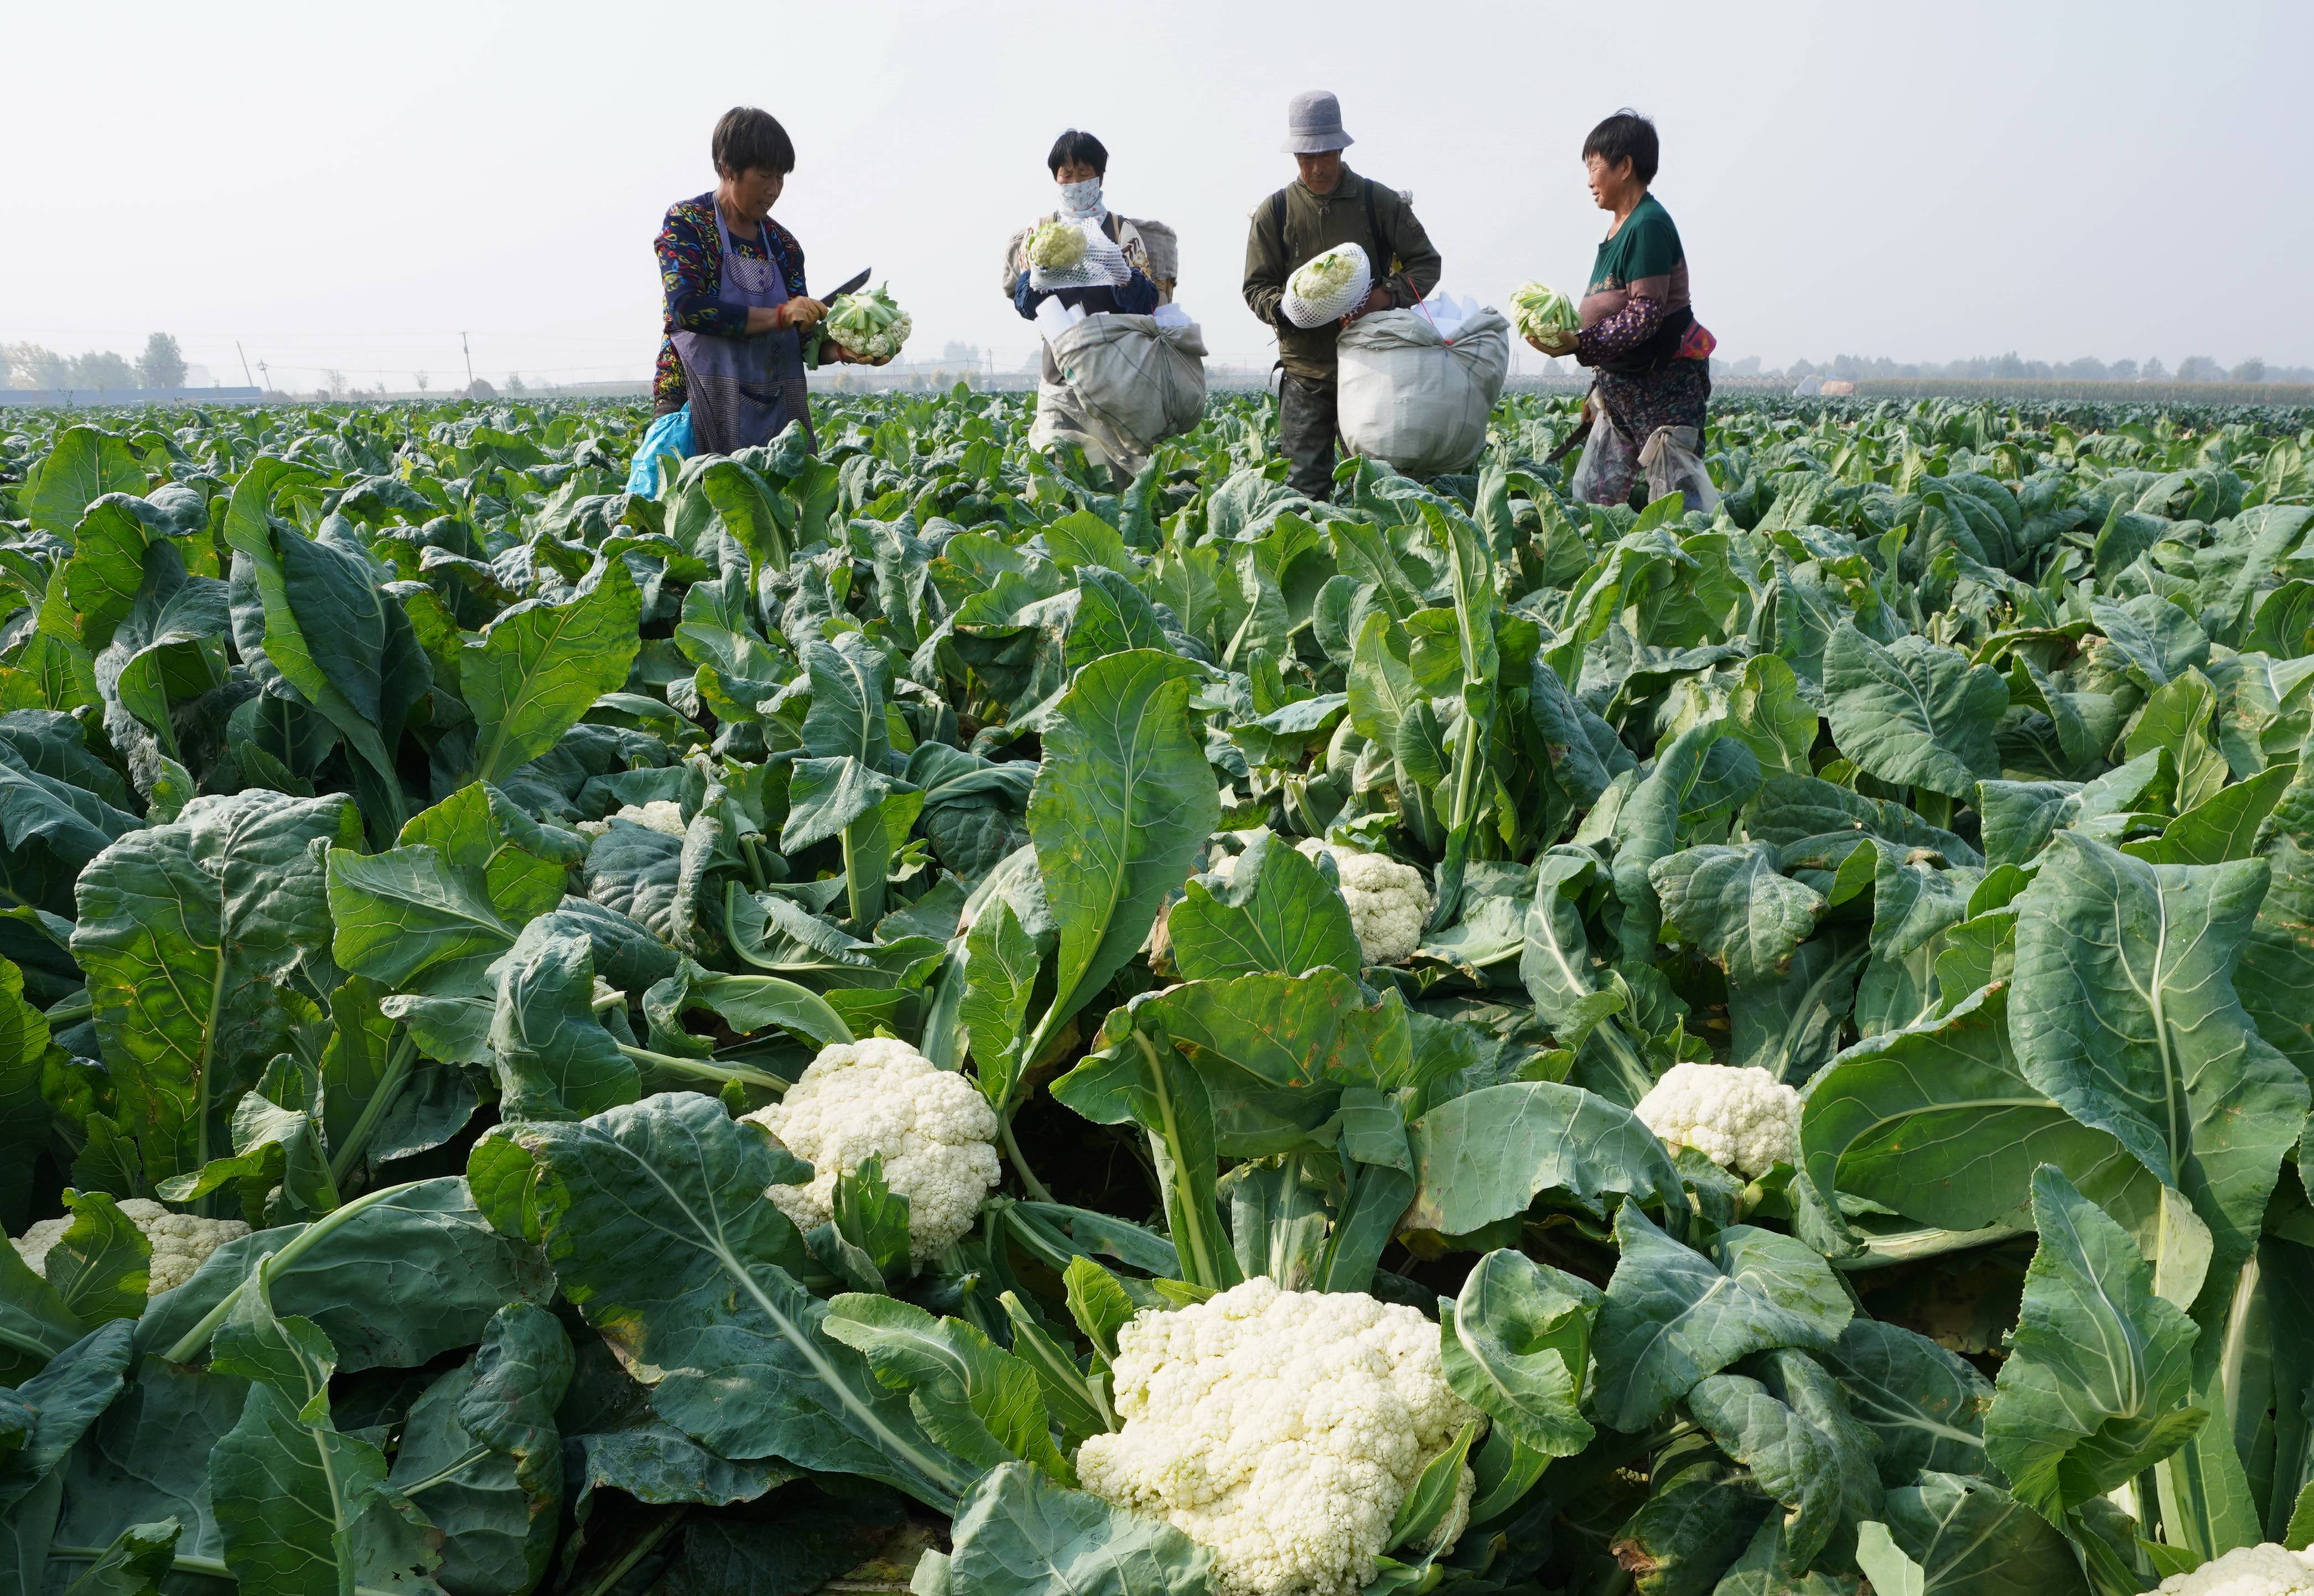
673, 206, 814, 456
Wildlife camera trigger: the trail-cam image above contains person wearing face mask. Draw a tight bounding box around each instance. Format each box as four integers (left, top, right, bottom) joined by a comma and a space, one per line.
1242, 91, 1442, 501
1000, 130, 1177, 479
1526, 110, 1718, 509
627, 106, 882, 488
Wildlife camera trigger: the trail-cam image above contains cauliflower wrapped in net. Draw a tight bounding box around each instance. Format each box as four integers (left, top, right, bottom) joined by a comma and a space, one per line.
2154, 1543, 2314, 1595
1295, 839, 1430, 967
741, 1037, 999, 1264
13, 1198, 251, 1295
1076, 1277, 1483, 1596
1026, 219, 1088, 271
1633, 1062, 1801, 1178
1290, 246, 1366, 302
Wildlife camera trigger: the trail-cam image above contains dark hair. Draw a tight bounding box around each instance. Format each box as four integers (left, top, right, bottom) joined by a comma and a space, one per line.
1581, 109, 1658, 186
712, 106, 795, 178
1046, 128, 1109, 178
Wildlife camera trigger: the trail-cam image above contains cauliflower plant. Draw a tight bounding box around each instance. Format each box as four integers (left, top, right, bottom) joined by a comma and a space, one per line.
2154, 1544, 2314, 1595
1295, 840, 1430, 967
1633, 1062, 1801, 1179
741, 1037, 999, 1265
13, 1198, 250, 1295
1076, 1277, 1483, 1596
577, 800, 687, 840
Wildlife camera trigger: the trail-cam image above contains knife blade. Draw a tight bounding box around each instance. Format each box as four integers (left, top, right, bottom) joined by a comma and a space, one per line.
820, 268, 870, 305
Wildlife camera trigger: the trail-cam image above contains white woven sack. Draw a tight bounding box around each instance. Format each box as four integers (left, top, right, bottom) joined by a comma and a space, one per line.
1029, 221, 1129, 292
1335, 304, 1512, 477
1049, 312, 1209, 461
1280, 243, 1372, 329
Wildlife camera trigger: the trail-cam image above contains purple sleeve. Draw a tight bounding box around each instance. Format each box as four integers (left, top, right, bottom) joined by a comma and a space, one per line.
1576, 294, 1668, 367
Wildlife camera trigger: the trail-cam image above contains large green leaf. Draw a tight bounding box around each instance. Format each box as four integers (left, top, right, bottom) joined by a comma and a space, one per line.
1166, 831, 1362, 982
461, 557, 642, 783
487, 921, 641, 1123
1405, 1082, 1683, 1238
0, 1321, 137, 1515
1801, 982, 2163, 1237
1441, 1248, 1599, 1458
1819, 1318, 1993, 1486
936, 1462, 1214, 1596
1025, 650, 1218, 1049
1984, 1166, 2207, 1518
55, 1516, 180, 1596
470, 1093, 972, 1510
1687, 1351, 1881, 1574
207, 1277, 443, 1596
2240, 757, 2314, 1081
70, 791, 361, 1186
1649, 843, 1828, 987
1590, 1207, 1850, 1431
1822, 622, 2006, 798
822, 1294, 1074, 1484
386, 1303, 572, 1596
2010, 833, 2310, 1292
25, 427, 147, 540
1879, 1472, 2091, 1596
961, 898, 1041, 1111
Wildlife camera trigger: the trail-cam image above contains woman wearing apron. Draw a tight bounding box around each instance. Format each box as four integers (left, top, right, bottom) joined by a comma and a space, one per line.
630, 107, 878, 488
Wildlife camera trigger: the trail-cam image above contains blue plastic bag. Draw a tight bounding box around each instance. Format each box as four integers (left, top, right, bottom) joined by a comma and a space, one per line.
624, 406, 694, 497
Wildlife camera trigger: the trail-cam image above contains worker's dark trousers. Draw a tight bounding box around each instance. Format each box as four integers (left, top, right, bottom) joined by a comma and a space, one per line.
1278, 372, 1340, 501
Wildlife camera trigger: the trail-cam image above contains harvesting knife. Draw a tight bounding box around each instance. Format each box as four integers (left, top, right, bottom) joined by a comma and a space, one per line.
821, 268, 870, 304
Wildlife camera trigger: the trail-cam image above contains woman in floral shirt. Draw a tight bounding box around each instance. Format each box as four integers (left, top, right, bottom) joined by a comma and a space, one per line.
1530, 111, 1719, 510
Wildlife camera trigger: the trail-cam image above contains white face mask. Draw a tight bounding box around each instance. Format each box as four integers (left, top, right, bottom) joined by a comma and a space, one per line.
1056, 176, 1104, 219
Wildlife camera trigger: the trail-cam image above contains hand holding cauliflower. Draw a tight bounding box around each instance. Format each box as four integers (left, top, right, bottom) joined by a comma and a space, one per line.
741, 1037, 1000, 1265
13, 1198, 250, 1296
1633, 1062, 1801, 1179
1076, 1277, 1482, 1596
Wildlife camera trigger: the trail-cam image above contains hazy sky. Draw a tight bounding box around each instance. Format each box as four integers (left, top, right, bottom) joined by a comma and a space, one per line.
3, 0, 2308, 389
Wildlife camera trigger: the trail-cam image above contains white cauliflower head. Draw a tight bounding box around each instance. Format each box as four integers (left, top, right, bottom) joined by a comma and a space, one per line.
1296, 840, 1430, 967
1075, 1277, 1483, 1596
741, 1037, 1000, 1264
1633, 1062, 1801, 1179
578, 800, 688, 839
12, 1198, 251, 1296
2154, 1544, 2314, 1595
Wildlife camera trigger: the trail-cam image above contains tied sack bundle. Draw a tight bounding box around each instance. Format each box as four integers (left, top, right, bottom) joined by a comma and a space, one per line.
1336, 303, 1511, 477
1047, 312, 1209, 461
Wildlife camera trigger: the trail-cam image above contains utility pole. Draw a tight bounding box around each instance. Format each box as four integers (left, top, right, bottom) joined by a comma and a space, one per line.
256, 360, 271, 395
461, 332, 475, 391
236, 341, 255, 390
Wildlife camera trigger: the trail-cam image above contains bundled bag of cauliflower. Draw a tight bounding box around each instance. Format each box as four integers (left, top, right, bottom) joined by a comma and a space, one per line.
1280, 243, 1373, 328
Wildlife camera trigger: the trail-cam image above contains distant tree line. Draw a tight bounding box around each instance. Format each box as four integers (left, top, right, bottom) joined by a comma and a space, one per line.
1, 333, 188, 391
1717, 351, 2309, 384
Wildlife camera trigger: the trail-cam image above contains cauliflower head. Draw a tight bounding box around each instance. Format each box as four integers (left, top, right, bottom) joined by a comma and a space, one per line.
1295, 840, 1430, 967
1075, 1277, 1483, 1596
742, 1037, 1000, 1264
13, 1198, 251, 1295
1633, 1062, 1801, 1178
1290, 245, 1366, 301
577, 800, 687, 840
1028, 220, 1088, 270
2154, 1544, 2314, 1595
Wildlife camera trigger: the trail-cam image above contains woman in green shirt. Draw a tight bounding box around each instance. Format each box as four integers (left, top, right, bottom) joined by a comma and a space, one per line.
1530, 111, 1718, 508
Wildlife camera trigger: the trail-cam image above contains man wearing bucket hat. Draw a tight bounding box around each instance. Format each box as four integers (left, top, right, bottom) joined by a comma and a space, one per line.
1243, 90, 1442, 500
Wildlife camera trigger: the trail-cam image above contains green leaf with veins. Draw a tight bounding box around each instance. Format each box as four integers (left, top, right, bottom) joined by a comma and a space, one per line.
461, 557, 641, 783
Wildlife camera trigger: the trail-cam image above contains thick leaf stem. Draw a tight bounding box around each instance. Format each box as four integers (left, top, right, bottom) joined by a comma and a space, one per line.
616, 1042, 786, 1092
568, 1508, 690, 1596
1000, 1117, 1057, 1204
162, 1178, 429, 1364
327, 1033, 419, 1188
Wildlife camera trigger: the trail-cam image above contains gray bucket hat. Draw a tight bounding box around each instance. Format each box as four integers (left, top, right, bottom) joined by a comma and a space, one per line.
1283, 90, 1354, 154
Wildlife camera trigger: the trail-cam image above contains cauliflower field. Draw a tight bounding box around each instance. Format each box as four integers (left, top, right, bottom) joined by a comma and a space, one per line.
0, 389, 2311, 1596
